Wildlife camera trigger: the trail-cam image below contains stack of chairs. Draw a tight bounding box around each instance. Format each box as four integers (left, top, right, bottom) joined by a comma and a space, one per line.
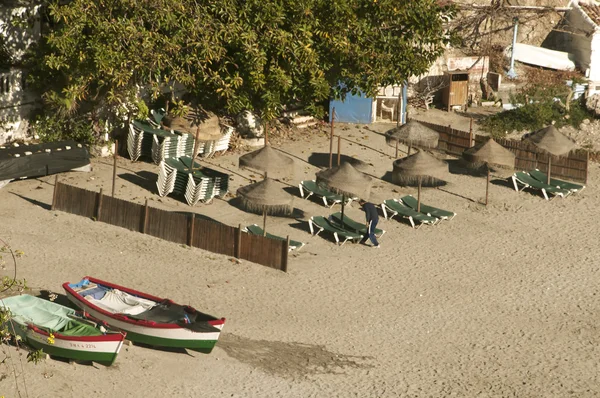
150, 131, 194, 165
156, 156, 229, 205
128, 117, 232, 163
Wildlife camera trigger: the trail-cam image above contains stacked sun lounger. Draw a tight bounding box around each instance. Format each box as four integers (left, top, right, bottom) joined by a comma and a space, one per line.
202, 127, 233, 158
128, 118, 233, 162
156, 156, 229, 205
511, 170, 585, 200
127, 120, 195, 163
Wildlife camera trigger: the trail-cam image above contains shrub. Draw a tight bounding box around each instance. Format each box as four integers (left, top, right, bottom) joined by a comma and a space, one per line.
30, 112, 98, 147
481, 97, 593, 139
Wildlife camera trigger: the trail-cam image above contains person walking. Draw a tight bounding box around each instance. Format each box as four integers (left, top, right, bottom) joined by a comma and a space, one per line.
359, 200, 380, 248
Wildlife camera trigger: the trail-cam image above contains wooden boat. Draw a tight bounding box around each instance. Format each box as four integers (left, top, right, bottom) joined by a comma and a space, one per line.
0, 294, 125, 365
63, 276, 225, 353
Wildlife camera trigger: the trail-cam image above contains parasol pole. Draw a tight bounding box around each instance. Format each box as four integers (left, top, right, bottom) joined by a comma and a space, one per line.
547, 155, 552, 185
329, 108, 335, 168
485, 166, 490, 206
417, 176, 422, 212
263, 171, 268, 236
341, 194, 346, 225
190, 124, 200, 173
408, 144, 412, 156
395, 139, 399, 158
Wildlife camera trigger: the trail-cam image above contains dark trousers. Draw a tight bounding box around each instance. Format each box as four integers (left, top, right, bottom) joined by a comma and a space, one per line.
361, 220, 379, 246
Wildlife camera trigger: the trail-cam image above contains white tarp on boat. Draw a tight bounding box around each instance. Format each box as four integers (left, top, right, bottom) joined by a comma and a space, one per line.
511, 43, 576, 71
86, 289, 156, 316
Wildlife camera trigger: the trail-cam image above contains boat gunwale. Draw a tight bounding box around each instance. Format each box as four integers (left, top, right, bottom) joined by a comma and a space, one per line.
27, 323, 126, 343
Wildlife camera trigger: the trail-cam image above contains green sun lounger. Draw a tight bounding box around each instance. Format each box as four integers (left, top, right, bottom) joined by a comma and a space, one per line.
308, 216, 363, 245
399, 195, 456, 221
299, 180, 357, 208
381, 200, 439, 229
529, 169, 586, 194
511, 171, 571, 201
329, 212, 385, 237
243, 224, 305, 251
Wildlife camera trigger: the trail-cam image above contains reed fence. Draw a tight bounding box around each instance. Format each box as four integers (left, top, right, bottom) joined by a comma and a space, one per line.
51, 180, 289, 271
411, 118, 589, 183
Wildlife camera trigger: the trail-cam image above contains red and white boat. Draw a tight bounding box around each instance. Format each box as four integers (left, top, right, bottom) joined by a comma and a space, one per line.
63, 276, 225, 353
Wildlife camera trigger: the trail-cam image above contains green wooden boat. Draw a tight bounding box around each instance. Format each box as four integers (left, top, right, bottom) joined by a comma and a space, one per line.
0, 294, 125, 366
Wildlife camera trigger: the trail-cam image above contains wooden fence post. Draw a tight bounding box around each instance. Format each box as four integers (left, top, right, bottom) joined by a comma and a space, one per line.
469, 118, 474, 147
51, 175, 58, 210
112, 139, 118, 197
188, 213, 195, 246
337, 135, 341, 166
96, 188, 104, 221
142, 199, 149, 233
281, 236, 290, 272
235, 224, 242, 259
586, 150, 589, 185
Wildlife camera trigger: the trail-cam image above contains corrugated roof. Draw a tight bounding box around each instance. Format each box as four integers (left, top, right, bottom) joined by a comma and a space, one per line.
580, 3, 600, 27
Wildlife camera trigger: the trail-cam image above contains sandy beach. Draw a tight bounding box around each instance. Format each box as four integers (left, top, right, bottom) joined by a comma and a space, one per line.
1, 120, 600, 397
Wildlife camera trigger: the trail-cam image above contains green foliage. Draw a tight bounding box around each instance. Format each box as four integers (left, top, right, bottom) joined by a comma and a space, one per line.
25, 0, 456, 123
481, 98, 593, 139
29, 112, 97, 147
481, 68, 593, 138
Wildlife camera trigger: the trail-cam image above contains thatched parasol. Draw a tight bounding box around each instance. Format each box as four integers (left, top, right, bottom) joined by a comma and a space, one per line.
463, 138, 515, 205
236, 177, 293, 235
392, 150, 448, 212
524, 125, 577, 184
162, 110, 222, 141
316, 162, 373, 224
239, 145, 295, 179
385, 120, 439, 157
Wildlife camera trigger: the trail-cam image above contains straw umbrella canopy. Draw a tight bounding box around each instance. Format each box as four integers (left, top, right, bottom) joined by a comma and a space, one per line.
239, 145, 295, 179
162, 110, 222, 141
463, 138, 515, 205
385, 120, 439, 157
392, 150, 448, 212
524, 125, 577, 184
237, 178, 293, 235
163, 109, 223, 172
315, 162, 373, 224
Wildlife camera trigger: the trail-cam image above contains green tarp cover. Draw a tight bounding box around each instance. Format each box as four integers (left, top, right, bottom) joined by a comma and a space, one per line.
0, 295, 100, 336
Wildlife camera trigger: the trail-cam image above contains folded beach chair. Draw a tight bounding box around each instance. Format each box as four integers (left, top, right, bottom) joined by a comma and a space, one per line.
243, 224, 305, 252
380, 200, 439, 229
511, 171, 571, 201
329, 212, 385, 237
308, 216, 363, 245
299, 180, 356, 208
399, 195, 456, 221
529, 169, 586, 194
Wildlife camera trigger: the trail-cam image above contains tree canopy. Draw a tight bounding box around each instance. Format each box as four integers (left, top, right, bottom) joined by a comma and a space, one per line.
26, 0, 456, 123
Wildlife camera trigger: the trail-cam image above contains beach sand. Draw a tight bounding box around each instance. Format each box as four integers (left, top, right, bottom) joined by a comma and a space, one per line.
1, 121, 599, 397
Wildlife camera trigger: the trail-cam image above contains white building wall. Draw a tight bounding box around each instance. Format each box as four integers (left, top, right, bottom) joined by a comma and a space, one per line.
565, 6, 595, 74
0, 4, 42, 143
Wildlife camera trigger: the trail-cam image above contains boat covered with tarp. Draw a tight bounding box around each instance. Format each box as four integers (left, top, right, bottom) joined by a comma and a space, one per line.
0, 140, 90, 189
63, 276, 225, 353
0, 294, 125, 365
